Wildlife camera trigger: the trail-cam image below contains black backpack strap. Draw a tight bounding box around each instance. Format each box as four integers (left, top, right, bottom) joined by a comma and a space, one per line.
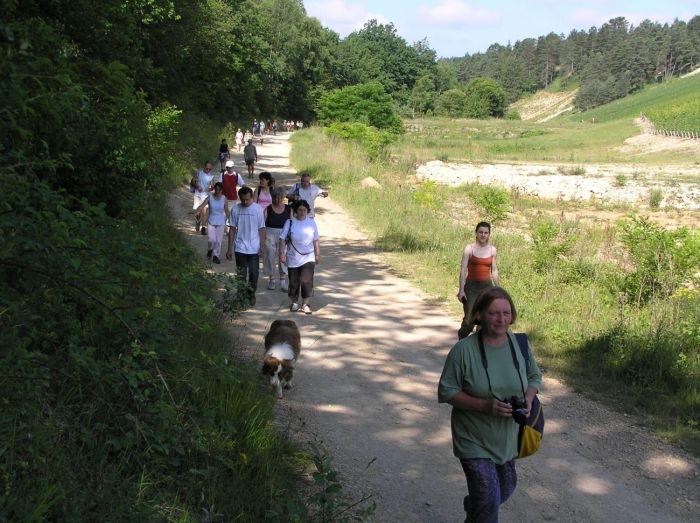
513, 332, 530, 374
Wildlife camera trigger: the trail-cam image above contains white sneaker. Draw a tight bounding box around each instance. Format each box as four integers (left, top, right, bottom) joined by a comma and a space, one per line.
280, 279, 288, 291
267, 280, 276, 290
301, 303, 312, 315
290, 302, 299, 312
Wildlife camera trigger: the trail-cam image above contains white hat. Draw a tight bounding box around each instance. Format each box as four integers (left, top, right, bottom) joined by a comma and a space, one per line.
225, 160, 234, 168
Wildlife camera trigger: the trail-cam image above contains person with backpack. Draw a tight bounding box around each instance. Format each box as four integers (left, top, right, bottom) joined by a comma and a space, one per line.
243, 139, 258, 177
264, 187, 291, 291
285, 173, 328, 218
438, 287, 541, 523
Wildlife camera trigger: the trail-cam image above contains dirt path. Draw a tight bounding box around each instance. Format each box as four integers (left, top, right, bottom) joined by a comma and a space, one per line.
169, 133, 699, 522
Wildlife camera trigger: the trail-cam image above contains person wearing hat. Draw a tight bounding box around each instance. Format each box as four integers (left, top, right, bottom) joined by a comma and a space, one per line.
221, 160, 245, 250
243, 138, 258, 177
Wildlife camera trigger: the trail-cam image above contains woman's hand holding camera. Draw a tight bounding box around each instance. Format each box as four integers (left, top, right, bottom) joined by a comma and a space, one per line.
483, 398, 513, 418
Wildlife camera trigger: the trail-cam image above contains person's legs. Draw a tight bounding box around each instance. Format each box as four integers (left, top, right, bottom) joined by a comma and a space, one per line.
299, 262, 316, 304
459, 458, 506, 523
264, 228, 281, 283
458, 281, 493, 339
287, 266, 301, 305
244, 253, 259, 304
210, 224, 224, 259
234, 252, 249, 302
495, 459, 517, 506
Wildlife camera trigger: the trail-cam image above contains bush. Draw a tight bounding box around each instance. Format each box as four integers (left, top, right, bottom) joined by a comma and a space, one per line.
317, 82, 404, 134
463, 78, 507, 118
649, 188, 663, 209
436, 88, 467, 117
618, 215, 700, 304
468, 185, 511, 223
325, 122, 396, 160
530, 218, 577, 272
504, 109, 522, 120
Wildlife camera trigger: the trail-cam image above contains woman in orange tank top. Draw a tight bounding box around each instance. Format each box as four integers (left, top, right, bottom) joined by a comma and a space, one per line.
456, 222, 500, 339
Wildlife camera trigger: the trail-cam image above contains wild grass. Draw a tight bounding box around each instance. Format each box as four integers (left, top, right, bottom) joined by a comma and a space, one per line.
291, 128, 700, 454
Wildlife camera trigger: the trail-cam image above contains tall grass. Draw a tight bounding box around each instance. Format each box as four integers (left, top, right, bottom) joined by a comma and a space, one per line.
291, 128, 700, 454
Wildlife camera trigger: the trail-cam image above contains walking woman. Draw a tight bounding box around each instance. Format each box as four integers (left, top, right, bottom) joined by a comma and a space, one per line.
195, 182, 229, 264
255, 171, 273, 212
279, 199, 319, 315
457, 222, 500, 339
438, 287, 541, 523
264, 187, 291, 291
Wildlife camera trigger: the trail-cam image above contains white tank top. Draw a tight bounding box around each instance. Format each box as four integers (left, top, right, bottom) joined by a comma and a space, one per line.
208, 195, 226, 226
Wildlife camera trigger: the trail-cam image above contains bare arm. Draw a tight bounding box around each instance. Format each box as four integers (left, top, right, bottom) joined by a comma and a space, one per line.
490, 246, 500, 286
227, 226, 236, 257
457, 245, 472, 300
313, 239, 320, 264
258, 227, 266, 256
448, 390, 513, 418
195, 195, 210, 213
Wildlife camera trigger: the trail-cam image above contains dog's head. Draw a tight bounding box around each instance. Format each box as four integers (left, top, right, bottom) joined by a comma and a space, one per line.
262, 356, 295, 398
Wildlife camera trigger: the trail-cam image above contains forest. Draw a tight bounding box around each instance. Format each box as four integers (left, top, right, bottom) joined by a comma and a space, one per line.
2, 0, 698, 519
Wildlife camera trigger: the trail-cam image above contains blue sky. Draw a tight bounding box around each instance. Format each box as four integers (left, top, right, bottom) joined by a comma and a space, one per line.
304, 0, 700, 58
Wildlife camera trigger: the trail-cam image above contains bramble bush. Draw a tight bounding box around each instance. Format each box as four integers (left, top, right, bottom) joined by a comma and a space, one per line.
467, 185, 511, 223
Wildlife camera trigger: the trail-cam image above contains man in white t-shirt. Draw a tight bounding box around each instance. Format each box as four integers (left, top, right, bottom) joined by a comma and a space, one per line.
286, 173, 329, 218
227, 186, 266, 307
193, 160, 215, 235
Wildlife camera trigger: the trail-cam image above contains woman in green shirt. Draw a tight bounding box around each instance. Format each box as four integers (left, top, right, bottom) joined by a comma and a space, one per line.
438, 287, 541, 522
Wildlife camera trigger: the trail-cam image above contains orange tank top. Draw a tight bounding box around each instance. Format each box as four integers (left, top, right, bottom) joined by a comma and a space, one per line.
466, 248, 493, 282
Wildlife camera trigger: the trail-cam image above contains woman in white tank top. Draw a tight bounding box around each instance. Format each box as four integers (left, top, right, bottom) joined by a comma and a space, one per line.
195, 182, 229, 264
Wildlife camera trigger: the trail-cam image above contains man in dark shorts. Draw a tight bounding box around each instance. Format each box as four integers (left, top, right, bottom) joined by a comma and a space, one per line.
243, 138, 257, 177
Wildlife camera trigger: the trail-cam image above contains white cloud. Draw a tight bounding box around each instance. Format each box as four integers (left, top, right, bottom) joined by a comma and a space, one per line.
306, 0, 390, 35
418, 0, 501, 28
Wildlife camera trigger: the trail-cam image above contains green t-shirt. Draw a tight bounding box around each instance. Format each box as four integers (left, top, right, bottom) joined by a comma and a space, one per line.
438, 331, 542, 465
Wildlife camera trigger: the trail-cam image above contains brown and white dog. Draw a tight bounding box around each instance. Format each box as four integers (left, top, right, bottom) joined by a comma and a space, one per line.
261, 319, 301, 398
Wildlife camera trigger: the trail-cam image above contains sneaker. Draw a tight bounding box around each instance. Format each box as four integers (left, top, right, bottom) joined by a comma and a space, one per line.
207, 249, 213, 259
212, 256, 221, 264
201, 227, 207, 235
290, 302, 299, 312
195, 215, 201, 232
280, 278, 288, 291
301, 303, 312, 315
267, 280, 276, 290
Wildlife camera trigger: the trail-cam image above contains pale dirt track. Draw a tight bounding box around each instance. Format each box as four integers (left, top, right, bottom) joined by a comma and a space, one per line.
169, 133, 699, 522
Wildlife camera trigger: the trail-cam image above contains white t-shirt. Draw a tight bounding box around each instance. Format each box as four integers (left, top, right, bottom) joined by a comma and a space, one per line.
195, 170, 214, 198
230, 202, 265, 254
280, 217, 319, 268
287, 183, 325, 217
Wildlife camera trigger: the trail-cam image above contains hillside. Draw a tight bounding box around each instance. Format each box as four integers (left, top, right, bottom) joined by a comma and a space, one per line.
510, 89, 578, 122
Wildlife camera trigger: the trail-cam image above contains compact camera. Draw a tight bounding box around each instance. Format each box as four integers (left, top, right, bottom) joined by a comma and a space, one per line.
506, 396, 528, 424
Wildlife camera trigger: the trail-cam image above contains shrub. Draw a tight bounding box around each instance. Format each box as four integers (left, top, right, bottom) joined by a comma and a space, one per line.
649, 188, 663, 209
413, 180, 442, 208
325, 122, 396, 160
504, 109, 522, 120
463, 78, 507, 118
468, 185, 511, 223
435, 88, 467, 117
318, 82, 404, 134
530, 218, 577, 272
613, 174, 628, 187
618, 215, 700, 304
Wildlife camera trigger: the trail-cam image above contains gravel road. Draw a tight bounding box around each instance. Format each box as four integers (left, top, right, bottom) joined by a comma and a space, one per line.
170, 132, 699, 522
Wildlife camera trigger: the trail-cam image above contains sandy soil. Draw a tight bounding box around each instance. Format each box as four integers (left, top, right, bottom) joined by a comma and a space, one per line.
169, 133, 699, 522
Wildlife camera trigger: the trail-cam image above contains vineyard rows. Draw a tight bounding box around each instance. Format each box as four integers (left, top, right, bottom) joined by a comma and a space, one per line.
644, 94, 700, 137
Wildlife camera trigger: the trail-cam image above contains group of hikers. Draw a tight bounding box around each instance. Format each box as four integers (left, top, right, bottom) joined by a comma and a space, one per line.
191, 132, 327, 313
195, 128, 539, 521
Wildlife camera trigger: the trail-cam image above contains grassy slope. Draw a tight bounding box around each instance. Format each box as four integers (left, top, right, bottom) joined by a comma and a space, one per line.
291, 86, 700, 452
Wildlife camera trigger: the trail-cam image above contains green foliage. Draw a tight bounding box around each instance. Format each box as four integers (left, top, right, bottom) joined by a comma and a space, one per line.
613, 174, 628, 187
618, 215, 700, 304
318, 82, 404, 134
504, 109, 522, 120
413, 180, 442, 208
646, 92, 700, 134
463, 77, 507, 118
467, 185, 511, 223
530, 218, 577, 272
436, 88, 467, 116
410, 74, 438, 115
648, 188, 664, 209
338, 20, 436, 99
325, 122, 396, 160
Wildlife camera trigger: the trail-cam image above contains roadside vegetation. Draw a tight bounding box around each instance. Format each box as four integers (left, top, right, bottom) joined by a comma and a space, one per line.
290, 117, 700, 454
